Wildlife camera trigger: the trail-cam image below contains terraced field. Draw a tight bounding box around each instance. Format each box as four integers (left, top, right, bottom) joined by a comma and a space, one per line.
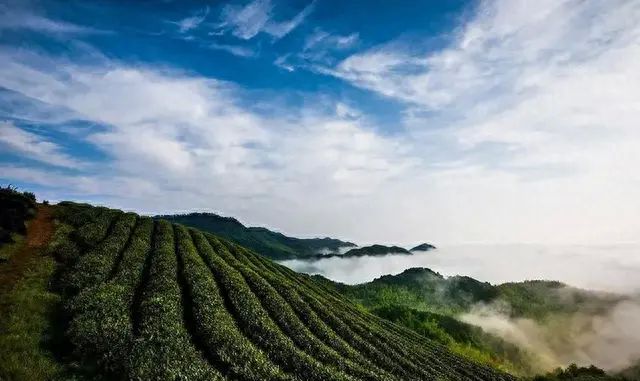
52, 202, 516, 380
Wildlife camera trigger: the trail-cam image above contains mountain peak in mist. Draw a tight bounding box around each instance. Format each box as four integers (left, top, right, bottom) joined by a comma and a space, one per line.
410, 243, 437, 252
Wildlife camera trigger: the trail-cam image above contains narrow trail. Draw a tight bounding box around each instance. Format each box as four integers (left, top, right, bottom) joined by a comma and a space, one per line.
0, 205, 55, 296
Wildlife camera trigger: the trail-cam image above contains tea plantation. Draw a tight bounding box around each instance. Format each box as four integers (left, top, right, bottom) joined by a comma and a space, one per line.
47, 201, 517, 380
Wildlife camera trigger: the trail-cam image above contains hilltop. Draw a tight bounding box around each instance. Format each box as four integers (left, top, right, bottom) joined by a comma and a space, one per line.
322, 268, 630, 377
410, 243, 437, 252
157, 212, 356, 260
342, 244, 411, 257
1, 197, 516, 381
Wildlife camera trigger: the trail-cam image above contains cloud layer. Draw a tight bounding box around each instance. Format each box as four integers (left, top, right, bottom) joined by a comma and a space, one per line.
1, 0, 640, 246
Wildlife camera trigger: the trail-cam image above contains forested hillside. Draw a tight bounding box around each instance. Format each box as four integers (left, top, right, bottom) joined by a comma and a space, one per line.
1, 199, 517, 380
158, 212, 355, 260
333, 268, 622, 318
322, 268, 632, 379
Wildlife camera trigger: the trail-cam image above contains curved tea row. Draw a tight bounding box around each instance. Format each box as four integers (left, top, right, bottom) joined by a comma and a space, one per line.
54, 202, 515, 381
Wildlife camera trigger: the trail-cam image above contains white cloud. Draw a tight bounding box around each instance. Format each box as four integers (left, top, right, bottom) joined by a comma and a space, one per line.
274, 29, 359, 72
2, 0, 640, 247
219, 0, 272, 40
263, 1, 315, 39
208, 42, 256, 57
274, 54, 295, 71
0, 49, 413, 230
0, 121, 80, 168
0, 3, 105, 35
310, 0, 640, 244
304, 29, 358, 51
172, 6, 210, 33
218, 0, 313, 40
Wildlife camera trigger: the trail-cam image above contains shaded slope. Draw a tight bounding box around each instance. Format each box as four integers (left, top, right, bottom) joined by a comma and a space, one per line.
157, 212, 355, 260
342, 245, 411, 257
325, 268, 630, 377
410, 243, 437, 252
53, 203, 515, 381
334, 268, 622, 319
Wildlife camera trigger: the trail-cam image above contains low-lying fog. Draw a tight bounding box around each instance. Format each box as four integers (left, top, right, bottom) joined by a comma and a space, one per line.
281, 244, 640, 373
280, 244, 640, 294
282, 245, 640, 372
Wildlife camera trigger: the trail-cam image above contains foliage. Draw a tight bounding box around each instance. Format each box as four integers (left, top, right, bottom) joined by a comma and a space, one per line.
336, 267, 498, 315
30, 203, 516, 380
530, 364, 623, 380
372, 304, 533, 375
341, 244, 411, 257
128, 219, 222, 380
0, 185, 37, 246
328, 268, 625, 377
496, 281, 621, 320
0, 218, 68, 381
157, 212, 355, 259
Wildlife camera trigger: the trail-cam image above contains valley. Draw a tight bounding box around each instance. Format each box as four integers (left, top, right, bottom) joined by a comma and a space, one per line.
0, 187, 637, 380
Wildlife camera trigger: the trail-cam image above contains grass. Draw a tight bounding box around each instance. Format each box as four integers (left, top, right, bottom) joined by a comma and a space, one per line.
0, 233, 25, 262
2, 201, 520, 381
0, 224, 64, 381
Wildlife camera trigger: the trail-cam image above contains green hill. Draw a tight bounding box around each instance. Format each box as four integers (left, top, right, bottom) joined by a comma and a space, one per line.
157, 212, 355, 260
410, 243, 437, 252
333, 268, 622, 319
342, 244, 411, 257
321, 268, 629, 378
0, 185, 37, 250
1, 200, 518, 380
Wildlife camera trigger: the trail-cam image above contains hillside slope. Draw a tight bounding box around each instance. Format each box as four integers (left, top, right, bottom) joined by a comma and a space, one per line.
323, 268, 630, 378
334, 268, 622, 318
157, 212, 355, 260
35, 202, 516, 380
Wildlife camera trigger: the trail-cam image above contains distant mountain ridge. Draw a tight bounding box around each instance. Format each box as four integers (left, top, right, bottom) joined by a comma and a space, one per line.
343, 244, 411, 256
410, 243, 437, 252
318, 267, 630, 377
156, 212, 356, 260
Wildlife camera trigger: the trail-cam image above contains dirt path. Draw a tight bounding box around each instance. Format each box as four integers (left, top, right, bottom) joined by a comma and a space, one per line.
0, 205, 55, 296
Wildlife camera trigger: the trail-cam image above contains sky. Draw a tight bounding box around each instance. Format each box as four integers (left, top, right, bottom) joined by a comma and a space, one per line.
1, 0, 640, 245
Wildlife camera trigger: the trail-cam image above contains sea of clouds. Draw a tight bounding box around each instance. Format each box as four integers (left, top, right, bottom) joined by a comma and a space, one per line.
281, 244, 640, 372
280, 244, 640, 293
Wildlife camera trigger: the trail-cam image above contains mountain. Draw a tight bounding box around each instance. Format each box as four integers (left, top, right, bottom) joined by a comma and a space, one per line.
0, 197, 516, 381
334, 267, 623, 319
334, 267, 498, 314
157, 212, 356, 260
0, 186, 36, 247
322, 268, 629, 377
410, 243, 437, 252
342, 244, 411, 257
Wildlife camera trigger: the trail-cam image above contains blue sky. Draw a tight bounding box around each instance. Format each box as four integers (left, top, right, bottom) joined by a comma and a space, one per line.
1, 0, 640, 245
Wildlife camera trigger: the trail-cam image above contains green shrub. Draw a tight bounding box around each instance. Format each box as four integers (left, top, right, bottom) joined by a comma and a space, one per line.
233, 248, 393, 380
175, 225, 291, 381
128, 220, 222, 380
0, 185, 37, 238
222, 244, 391, 381
72, 209, 122, 248
43, 203, 519, 381
64, 213, 137, 294
66, 218, 153, 376
195, 231, 350, 381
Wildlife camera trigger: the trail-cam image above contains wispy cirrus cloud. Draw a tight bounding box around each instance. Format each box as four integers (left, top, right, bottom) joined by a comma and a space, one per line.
303, 29, 358, 52
0, 3, 103, 35
216, 0, 314, 40
171, 6, 210, 33
2, 0, 640, 247
0, 120, 81, 168
0, 48, 412, 227
208, 42, 256, 58
275, 28, 358, 71
262, 0, 315, 39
